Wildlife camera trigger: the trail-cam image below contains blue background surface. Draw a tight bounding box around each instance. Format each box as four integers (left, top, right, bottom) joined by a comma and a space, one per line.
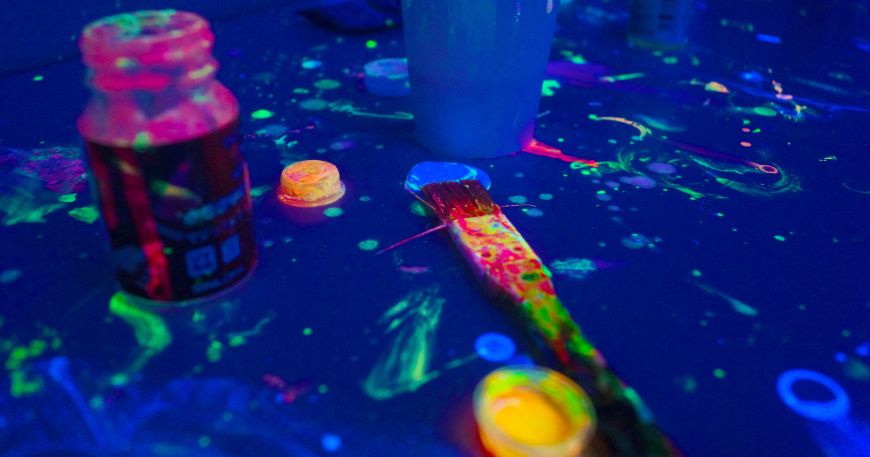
1, 0, 869, 456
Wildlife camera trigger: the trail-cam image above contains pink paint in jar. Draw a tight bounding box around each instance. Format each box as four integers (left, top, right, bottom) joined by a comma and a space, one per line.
78, 10, 256, 304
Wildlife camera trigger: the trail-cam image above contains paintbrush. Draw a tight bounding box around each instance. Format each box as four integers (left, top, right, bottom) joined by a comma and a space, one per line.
421, 179, 681, 457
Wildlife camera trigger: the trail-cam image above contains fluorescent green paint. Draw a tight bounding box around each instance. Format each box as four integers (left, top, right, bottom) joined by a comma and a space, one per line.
68, 206, 100, 224
773, 235, 786, 241
251, 109, 275, 120
541, 79, 561, 97
58, 193, 77, 203
365, 40, 378, 49
713, 368, 726, 379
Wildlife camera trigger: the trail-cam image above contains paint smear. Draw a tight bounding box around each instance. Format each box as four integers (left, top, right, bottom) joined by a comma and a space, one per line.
694, 282, 759, 316
362, 288, 473, 400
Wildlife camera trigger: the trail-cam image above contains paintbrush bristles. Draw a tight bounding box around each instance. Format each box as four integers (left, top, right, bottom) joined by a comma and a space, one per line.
422, 180, 498, 222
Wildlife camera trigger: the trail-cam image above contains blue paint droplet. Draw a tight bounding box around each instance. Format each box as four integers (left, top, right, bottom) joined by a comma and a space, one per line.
321, 433, 342, 453
756, 34, 782, 44
740, 71, 764, 82
856, 342, 869, 358
475, 333, 516, 362
835, 352, 847, 363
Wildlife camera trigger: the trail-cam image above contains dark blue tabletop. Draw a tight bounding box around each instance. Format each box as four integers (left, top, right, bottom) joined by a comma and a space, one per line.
1, 1, 869, 456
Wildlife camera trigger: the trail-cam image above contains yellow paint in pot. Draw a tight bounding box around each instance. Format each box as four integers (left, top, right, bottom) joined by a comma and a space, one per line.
490, 386, 572, 445
474, 365, 596, 457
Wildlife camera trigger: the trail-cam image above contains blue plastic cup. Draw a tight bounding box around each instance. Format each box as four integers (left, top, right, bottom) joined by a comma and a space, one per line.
402, 0, 560, 159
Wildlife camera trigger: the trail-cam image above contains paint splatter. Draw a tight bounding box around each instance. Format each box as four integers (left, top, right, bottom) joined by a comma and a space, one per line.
314, 79, 341, 90
358, 239, 379, 251
508, 195, 528, 204
522, 208, 544, 217
299, 99, 329, 111
474, 333, 516, 362
68, 206, 100, 224
324, 207, 343, 218
321, 433, 343, 452
694, 282, 759, 316
588, 115, 652, 140
704, 81, 729, 93
108, 293, 172, 385
550, 258, 597, 280
250, 109, 274, 120
362, 288, 444, 400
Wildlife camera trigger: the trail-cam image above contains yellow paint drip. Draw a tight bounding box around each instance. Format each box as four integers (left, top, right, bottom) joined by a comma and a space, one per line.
491, 387, 572, 445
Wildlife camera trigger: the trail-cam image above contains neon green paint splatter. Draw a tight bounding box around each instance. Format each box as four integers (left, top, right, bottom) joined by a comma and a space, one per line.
541, 79, 561, 97
358, 239, 379, 251
33, 75, 44, 81
365, 40, 378, 49
68, 206, 99, 224
251, 109, 275, 120
302, 327, 313, 336
110, 293, 172, 351
324, 207, 343, 218
58, 193, 77, 203
206, 340, 223, 362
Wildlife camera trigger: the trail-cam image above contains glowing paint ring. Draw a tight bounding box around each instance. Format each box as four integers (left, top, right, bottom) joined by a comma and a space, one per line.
757, 164, 779, 175
776, 369, 849, 421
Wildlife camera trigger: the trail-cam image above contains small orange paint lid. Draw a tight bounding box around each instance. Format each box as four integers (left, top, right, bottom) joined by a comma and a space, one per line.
278, 160, 345, 207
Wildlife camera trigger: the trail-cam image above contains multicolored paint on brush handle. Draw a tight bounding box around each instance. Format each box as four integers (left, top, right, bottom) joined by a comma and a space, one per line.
422, 180, 681, 457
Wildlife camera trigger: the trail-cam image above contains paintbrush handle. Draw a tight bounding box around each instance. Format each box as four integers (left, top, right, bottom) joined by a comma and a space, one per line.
447, 214, 681, 457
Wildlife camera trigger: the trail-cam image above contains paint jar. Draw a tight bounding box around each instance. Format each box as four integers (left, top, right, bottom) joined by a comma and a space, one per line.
402, 0, 559, 158
628, 0, 693, 49
78, 10, 256, 304
474, 365, 596, 457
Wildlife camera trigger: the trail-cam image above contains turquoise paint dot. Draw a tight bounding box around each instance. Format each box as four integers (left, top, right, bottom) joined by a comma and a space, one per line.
538, 193, 553, 201
475, 333, 516, 362
324, 207, 343, 218
358, 239, 379, 251
773, 235, 786, 241
508, 195, 528, 204
301, 60, 322, 69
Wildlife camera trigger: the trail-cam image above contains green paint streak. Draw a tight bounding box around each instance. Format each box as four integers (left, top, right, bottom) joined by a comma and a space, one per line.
68, 206, 100, 224
110, 293, 172, 351
694, 282, 759, 316
33, 75, 44, 81
773, 234, 786, 241
363, 288, 454, 400
58, 193, 77, 203
251, 109, 275, 120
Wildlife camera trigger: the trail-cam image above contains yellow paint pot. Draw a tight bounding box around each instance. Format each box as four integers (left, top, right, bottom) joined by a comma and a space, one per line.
474, 365, 596, 457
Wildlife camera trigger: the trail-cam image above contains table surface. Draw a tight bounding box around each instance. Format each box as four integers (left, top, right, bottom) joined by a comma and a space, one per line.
1, 1, 869, 456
